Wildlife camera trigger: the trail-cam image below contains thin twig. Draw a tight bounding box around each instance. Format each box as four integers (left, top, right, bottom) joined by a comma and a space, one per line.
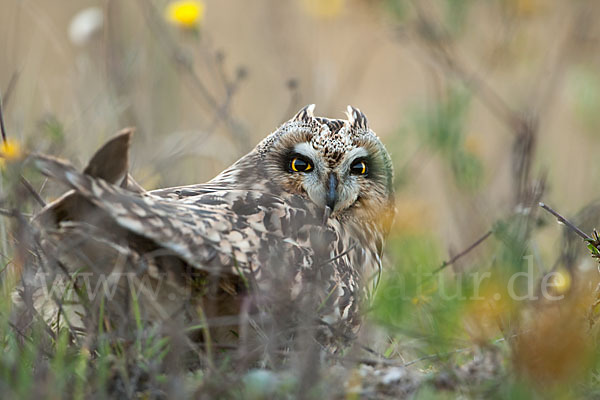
136, 0, 247, 151
136, 0, 218, 111
0, 91, 7, 144
20, 176, 46, 207
435, 230, 493, 273
408, 0, 521, 131
539, 202, 591, 241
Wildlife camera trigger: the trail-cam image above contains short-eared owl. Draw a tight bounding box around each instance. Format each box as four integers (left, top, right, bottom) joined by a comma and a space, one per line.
33, 105, 395, 349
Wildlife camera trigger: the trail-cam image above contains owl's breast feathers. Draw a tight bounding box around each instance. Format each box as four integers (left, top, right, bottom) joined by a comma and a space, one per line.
33, 148, 383, 332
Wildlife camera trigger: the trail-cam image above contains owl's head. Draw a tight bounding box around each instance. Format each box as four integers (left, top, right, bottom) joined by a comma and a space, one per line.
255, 104, 394, 226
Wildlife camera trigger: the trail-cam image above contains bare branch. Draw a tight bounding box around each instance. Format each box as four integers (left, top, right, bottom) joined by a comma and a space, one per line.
435, 230, 493, 273
539, 202, 591, 241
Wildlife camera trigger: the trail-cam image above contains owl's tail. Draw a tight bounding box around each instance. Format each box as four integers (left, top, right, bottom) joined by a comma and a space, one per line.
31, 131, 213, 271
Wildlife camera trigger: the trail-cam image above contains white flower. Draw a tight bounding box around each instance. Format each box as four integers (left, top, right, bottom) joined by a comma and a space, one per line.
68, 7, 104, 46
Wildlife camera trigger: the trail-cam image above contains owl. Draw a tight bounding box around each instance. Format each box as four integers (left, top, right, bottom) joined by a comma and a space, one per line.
31, 105, 395, 352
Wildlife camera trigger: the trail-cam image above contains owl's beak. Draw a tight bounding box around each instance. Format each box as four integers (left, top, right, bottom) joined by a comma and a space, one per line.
325, 173, 338, 212
322, 173, 338, 223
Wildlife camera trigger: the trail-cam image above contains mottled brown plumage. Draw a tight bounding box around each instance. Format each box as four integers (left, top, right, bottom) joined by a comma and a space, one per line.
32, 105, 395, 351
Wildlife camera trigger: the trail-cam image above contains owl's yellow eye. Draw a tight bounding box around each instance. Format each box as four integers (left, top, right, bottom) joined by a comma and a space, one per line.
290, 157, 313, 172
350, 160, 367, 175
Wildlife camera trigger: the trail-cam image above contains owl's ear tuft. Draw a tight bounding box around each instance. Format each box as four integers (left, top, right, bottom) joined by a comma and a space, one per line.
291, 104, 316, 123
346, 106, 369, 131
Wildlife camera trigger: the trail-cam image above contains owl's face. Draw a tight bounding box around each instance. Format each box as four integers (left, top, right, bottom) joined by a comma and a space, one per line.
256, 105, 394, 226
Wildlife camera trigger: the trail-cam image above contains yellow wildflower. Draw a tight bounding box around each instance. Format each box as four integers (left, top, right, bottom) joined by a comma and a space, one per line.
301, 0, 344, 19
165, 0, 205, 28
0, 138, 22, 167
548, 268, 572, 295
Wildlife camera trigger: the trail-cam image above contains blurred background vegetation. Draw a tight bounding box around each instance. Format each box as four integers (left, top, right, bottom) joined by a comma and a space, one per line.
3, 0, 600, 398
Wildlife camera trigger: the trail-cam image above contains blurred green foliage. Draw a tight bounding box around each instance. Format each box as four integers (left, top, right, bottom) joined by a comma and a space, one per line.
413, 86, 484, 190
568, 65, 600, 135
373, 234, 471, 354
443, 0, 473, 33
383, 0, 409, 21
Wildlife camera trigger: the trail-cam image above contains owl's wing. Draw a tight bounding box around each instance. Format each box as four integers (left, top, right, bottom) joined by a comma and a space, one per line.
33, 154, 317, 278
